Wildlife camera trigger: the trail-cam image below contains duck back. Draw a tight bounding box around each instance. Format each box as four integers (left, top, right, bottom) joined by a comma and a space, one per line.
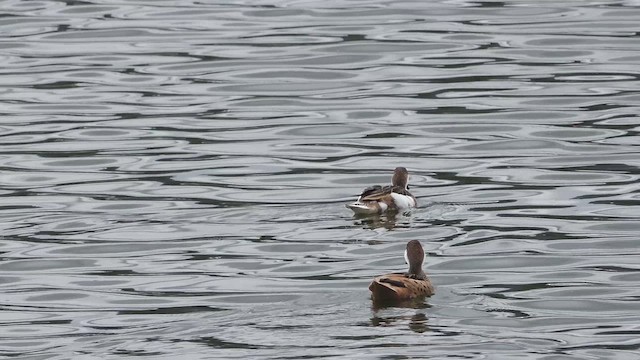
369, 273, 434, 302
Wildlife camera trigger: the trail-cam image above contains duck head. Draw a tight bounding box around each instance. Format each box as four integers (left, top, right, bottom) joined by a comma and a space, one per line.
391, 167, 410, 190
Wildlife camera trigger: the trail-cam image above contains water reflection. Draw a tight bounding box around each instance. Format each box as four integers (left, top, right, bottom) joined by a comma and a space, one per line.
371, 297, 432, 312
371, 300, 432, 334
352, 212, 401, 230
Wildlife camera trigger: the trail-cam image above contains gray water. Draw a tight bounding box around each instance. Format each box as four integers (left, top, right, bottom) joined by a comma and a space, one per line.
1, 0, 640, 359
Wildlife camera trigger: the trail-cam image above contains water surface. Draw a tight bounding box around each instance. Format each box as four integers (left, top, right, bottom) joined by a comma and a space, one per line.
1, 0, 640, 358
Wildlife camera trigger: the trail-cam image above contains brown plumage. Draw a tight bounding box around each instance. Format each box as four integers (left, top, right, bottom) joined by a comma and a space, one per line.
369, 240, 434, 302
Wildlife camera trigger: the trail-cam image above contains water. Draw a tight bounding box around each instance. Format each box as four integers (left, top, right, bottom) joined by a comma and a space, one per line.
1, 0, 640, 358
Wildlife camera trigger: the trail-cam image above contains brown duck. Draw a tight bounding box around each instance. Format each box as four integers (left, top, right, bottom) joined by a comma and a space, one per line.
369, 240, 434, 302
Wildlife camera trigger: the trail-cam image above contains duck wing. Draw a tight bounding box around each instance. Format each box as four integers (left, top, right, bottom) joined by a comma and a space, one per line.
360, 185, 413, 201
359, 185, 394, 201
358, 185, 383, 198
369, 273, 434, 301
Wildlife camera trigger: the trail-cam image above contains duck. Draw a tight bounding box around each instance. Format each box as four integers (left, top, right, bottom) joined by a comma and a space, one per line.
369, 240, 434, 302
346, 167, 417, 215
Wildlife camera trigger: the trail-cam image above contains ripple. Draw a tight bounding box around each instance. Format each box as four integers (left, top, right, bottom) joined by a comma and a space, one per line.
0, 259, 97, 272
0, 171, 126, 188
213, 81, 361, 95
277, 124, 367, 137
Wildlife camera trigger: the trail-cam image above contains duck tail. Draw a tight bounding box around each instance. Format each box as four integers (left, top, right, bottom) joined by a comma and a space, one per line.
345, 202, 379, 215
369, 279, 402, 301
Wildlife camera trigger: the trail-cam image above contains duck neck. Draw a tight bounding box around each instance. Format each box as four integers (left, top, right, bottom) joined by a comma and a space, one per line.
394, 180, 407, 190
392, 171, 408, 189
408, 263, 426, 280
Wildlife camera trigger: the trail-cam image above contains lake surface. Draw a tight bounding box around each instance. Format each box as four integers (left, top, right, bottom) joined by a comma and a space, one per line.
1, 0, 640, 358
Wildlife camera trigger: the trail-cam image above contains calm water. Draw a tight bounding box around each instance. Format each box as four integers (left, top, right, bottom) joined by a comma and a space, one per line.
1, 0, 640, 358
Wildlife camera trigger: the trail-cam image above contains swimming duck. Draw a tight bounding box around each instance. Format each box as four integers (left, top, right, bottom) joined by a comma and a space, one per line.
346, 167, 417, 215
369, 240, 434, 302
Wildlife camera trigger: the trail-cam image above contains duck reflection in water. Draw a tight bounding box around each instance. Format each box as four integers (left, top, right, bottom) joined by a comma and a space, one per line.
352, 211, 400, 230
370, 309, 431, 334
